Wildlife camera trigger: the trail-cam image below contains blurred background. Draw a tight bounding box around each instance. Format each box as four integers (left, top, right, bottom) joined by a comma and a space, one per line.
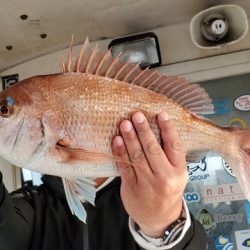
0, 1, 250, 249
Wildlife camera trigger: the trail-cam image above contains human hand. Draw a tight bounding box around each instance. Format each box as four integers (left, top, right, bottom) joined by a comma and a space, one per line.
112, 111, 188, 238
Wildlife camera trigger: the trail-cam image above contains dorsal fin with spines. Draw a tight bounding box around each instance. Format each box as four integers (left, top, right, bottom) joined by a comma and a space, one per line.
61, 38, 214, 115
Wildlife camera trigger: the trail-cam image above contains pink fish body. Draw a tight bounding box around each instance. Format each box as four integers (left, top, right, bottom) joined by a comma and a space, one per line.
0, 38, 249, 222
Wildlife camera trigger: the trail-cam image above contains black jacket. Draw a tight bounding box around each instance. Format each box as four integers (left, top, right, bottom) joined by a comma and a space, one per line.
0, 172, 207, 250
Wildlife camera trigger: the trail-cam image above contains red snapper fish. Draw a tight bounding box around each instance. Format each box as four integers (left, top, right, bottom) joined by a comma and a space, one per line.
0, 38, 249, 222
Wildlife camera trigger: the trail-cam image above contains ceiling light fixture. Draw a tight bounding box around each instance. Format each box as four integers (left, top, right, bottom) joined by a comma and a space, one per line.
108, 32, 161, 69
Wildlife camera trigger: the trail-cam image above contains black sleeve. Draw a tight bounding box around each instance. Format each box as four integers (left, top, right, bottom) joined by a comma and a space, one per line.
171, 213, 208, 250
0, 171, 34, 250
136, 214, 207, 250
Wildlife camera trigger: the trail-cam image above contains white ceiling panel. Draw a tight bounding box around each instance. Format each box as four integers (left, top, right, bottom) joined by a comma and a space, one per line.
0, 0, 249, 72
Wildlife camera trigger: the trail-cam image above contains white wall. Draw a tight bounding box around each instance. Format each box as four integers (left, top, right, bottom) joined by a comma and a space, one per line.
0, 161, 21, 192
1, 21, 250, 81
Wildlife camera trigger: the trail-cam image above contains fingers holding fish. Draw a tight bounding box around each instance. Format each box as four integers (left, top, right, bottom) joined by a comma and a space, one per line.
119, 119, 153, 178
113, 112, 187, 238
131, 112, 172, 175
158, 112, 186, 171
112, 135, 137, 185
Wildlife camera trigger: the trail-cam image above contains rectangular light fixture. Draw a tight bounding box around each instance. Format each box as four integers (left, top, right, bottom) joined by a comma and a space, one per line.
108, 32, 161, 69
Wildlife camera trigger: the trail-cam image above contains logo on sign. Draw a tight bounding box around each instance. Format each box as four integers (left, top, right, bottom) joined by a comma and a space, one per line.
199, 208, 215, 231
235, 230, 250, 249
229, 118, 247, 129
214, 235, 234, 250
214, 213, 243, 223
203, 183, 246, 203
187, 157, 209, 181
234, 95, 250, 111
222, 159, 236, 178
184, 192, 200, 203
242, 238, 250, 248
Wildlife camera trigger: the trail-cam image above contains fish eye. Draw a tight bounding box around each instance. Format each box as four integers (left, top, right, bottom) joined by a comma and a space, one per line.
0, 97, 14, 118
0, 105, 9, 115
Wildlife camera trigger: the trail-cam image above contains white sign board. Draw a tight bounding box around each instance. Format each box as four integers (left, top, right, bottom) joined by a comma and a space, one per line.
234, 95, 250, 111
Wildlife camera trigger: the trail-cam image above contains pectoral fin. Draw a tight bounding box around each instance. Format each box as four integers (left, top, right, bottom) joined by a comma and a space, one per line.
62, 177, 96, 223
55, 143, 130, 165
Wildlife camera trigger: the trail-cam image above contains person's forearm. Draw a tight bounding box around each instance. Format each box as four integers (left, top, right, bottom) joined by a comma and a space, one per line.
0, 171, 34, 250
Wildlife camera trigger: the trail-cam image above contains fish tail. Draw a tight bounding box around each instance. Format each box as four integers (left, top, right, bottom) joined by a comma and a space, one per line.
226, 127, 250, 200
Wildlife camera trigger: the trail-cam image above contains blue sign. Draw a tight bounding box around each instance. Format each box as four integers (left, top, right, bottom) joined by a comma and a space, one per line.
245, 202, 250, 225
206, 98, 231, 117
